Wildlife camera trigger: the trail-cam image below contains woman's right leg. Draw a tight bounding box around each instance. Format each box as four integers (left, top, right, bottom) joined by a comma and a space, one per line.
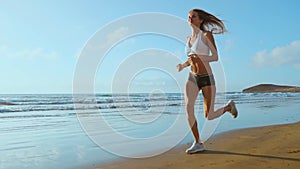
185, 80, 200, 143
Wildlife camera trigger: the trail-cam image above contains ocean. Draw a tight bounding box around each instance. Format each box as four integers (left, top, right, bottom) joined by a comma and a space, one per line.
1, 92, 300, 169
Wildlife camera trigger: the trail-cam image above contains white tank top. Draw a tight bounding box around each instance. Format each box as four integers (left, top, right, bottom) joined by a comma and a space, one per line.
185, 30, 210, 56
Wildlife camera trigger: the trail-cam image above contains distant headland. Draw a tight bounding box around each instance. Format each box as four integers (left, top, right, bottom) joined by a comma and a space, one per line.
0, 101, 16, 105
242, 84, 300, 93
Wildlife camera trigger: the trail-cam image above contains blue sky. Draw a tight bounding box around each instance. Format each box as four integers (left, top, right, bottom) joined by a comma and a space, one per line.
1, 0, 300, 94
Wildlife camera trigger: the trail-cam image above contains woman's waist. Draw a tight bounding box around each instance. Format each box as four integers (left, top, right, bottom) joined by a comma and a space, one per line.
189, 71, 214, 78
189, 69, 213, 76
191, 61, 211, 69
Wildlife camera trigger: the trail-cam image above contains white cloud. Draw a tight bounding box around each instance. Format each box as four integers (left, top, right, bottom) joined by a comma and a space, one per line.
293, 63, 300, 69
0, 45, 58, 60
0, 45, 9, 56
224, 39, 233, 51
16, 48, 58, 60
252, 40, 300, 68
82, 27, 131, 57
74, 47, 83, 59
100, 26, 130, 50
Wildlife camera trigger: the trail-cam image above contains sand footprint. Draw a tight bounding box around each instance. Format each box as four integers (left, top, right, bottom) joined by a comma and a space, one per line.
287, 149, 300, 153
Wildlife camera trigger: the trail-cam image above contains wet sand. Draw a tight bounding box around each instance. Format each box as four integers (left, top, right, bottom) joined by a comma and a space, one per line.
91, 122, 300, 169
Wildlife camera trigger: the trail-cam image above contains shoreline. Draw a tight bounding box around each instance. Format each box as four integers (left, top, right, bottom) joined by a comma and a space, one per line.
89, 122, 300, 169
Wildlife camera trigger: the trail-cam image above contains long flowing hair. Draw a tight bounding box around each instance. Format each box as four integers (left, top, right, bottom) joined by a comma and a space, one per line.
191, 9, 226, 34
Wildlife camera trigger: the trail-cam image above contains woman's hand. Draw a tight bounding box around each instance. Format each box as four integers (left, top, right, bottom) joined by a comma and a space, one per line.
177, 64, 184, 72
177, 59, 191, 72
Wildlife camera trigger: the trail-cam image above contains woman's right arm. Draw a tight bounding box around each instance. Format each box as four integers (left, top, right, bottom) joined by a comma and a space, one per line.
177, 59, 190, 72
177, 36, 192, 72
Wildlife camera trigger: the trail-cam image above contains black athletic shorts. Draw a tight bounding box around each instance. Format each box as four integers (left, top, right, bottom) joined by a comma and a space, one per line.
188, 72, 215, 90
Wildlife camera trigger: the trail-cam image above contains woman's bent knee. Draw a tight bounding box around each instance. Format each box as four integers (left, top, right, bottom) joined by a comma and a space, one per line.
206, 115, 213, 120
205, 111, 214, 120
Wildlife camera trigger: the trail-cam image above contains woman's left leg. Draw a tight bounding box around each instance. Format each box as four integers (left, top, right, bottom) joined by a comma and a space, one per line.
202, 85, 230, 120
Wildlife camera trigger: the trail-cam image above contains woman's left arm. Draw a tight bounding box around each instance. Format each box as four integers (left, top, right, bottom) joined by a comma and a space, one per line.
198, 32, 219, 62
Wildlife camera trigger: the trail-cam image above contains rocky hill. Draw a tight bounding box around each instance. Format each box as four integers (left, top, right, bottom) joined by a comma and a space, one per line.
242, 84, 300, 93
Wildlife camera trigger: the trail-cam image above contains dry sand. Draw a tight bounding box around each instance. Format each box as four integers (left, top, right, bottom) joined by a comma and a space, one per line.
91, 122, 300, 169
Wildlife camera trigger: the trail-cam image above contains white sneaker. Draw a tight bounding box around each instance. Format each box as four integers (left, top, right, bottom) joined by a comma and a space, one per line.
186, 141, 205, 154
226, 100, 238, 118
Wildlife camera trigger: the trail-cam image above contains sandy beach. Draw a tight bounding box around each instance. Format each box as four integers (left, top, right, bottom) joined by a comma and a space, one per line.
92, 122, 300, 169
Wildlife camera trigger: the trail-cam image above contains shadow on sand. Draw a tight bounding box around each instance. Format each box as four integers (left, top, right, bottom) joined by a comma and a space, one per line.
199, 150, 300, 162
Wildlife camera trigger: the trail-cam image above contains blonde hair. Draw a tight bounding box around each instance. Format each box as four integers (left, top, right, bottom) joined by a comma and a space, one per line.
191, 9, 226, 34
